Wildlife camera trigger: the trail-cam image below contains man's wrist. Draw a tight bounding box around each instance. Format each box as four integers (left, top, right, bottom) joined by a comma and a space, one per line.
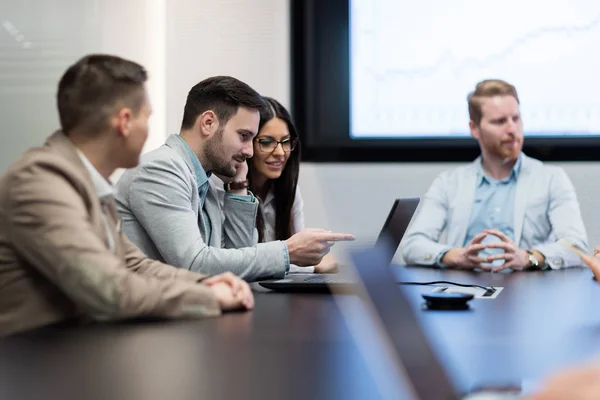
284, 238, 297, 263
529, 249, 546, 269
439, 248, 457, 267
524, 249, 545, 270
224, 179, 249, 195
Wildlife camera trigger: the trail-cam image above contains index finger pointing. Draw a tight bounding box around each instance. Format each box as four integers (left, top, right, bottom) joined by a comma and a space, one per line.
320, 233, 356, 242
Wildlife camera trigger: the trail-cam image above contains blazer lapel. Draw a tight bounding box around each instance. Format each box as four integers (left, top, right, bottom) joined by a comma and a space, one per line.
198, 202, 210, 241
166, 134, 212, 241
203, 188, 221, 246
513, 157, 534, 245
448, 160, 478, 246
165, 134, 197, 178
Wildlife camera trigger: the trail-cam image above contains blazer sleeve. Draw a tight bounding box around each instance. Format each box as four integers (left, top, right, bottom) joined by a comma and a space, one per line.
401, 173, 453, 266
127, 159, 288, 281
220, 190, 260, 249
121, 233, 213, 284
532, 167, 589, 269
2, 164, 221, 321
206, 174, 261, 248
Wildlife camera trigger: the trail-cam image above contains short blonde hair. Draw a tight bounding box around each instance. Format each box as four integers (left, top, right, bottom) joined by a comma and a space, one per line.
467, 79, 519, 125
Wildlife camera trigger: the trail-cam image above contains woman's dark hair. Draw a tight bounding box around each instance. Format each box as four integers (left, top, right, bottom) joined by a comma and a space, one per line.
248, 97, 302, 243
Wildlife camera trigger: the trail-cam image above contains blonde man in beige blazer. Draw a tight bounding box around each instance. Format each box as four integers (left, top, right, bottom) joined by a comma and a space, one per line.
0, 54, 253, 336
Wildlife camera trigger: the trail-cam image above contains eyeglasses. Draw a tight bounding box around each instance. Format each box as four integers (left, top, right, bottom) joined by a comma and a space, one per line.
255, 137, 298, 153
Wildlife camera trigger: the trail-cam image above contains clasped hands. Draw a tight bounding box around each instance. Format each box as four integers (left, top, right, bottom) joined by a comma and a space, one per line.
441, 229, 533, 272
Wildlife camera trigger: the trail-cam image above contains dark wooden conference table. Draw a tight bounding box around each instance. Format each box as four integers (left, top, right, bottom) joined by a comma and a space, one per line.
1, 266, 599, 400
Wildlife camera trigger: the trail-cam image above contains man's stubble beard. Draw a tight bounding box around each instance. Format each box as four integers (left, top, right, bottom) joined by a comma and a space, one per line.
204, 127, 236, 177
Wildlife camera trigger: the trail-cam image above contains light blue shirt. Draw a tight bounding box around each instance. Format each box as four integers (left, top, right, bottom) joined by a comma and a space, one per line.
402, 154, 588, 270
177, 135, 254, 243
463, 156, 522, 265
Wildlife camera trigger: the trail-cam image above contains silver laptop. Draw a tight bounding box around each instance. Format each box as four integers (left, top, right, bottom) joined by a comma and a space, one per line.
258, 198, 420, 293
348, 244, 523, 399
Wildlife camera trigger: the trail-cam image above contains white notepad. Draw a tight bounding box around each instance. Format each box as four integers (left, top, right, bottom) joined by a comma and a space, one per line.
431, 285, 504, 299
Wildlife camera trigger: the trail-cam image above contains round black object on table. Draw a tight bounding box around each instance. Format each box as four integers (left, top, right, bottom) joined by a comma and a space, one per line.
422, 292, 474, 310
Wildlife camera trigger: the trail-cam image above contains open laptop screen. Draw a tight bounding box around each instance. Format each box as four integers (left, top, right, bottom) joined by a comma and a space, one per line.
375, 198, 420, 251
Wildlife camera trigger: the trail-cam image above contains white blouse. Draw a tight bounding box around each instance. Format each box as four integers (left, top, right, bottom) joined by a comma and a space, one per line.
260, 185, 304, 242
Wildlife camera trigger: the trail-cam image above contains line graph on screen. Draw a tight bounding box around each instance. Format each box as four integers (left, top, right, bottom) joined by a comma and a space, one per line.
350, 0, 600, 138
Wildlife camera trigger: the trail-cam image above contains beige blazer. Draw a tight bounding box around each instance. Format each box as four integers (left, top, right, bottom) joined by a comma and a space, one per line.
0, 131, 221, 336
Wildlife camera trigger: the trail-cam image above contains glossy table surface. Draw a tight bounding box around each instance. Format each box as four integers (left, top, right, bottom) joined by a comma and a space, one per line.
1, 265, 599, 400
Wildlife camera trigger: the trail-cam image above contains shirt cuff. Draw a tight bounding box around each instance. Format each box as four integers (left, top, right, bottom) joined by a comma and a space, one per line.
288, 264, 315, 274
282, 241, 291, 272
225, 191, 256, 203
435, 248, 452, 268
531, 243, 580, 270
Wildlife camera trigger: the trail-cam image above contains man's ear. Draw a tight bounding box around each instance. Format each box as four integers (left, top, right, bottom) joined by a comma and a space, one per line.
469, 119, 480, 140
197, 110, 219, 138
115, 108, 132, 137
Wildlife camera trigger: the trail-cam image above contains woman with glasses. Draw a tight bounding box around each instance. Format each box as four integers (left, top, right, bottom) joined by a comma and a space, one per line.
248, 97, 339, 273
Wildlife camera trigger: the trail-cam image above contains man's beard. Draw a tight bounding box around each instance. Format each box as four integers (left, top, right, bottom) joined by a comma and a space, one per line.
212, 158, 238, 177
493, 140, 522, 161
204, 128, 238, 177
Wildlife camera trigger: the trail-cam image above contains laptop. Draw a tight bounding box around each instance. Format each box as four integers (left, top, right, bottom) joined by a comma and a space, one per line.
348, 244, 523, 399
258, 198, 420, 293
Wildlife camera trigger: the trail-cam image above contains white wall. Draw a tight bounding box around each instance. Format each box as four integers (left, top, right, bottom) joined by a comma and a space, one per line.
165, 0, 290, 131
0, 0, 167, 174
2, 0, 599, 262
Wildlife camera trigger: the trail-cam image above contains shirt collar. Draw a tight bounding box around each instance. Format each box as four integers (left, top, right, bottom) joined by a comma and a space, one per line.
476, 154, 522, 186
262, 188, 275, 207
75, 149, 114, 198
176, 135, 211, 190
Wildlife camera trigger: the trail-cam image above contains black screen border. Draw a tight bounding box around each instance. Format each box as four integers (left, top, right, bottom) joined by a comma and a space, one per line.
290, 0, 600, 162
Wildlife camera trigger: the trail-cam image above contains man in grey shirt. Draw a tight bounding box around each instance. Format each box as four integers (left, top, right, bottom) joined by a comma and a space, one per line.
115, 76, 354, 281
